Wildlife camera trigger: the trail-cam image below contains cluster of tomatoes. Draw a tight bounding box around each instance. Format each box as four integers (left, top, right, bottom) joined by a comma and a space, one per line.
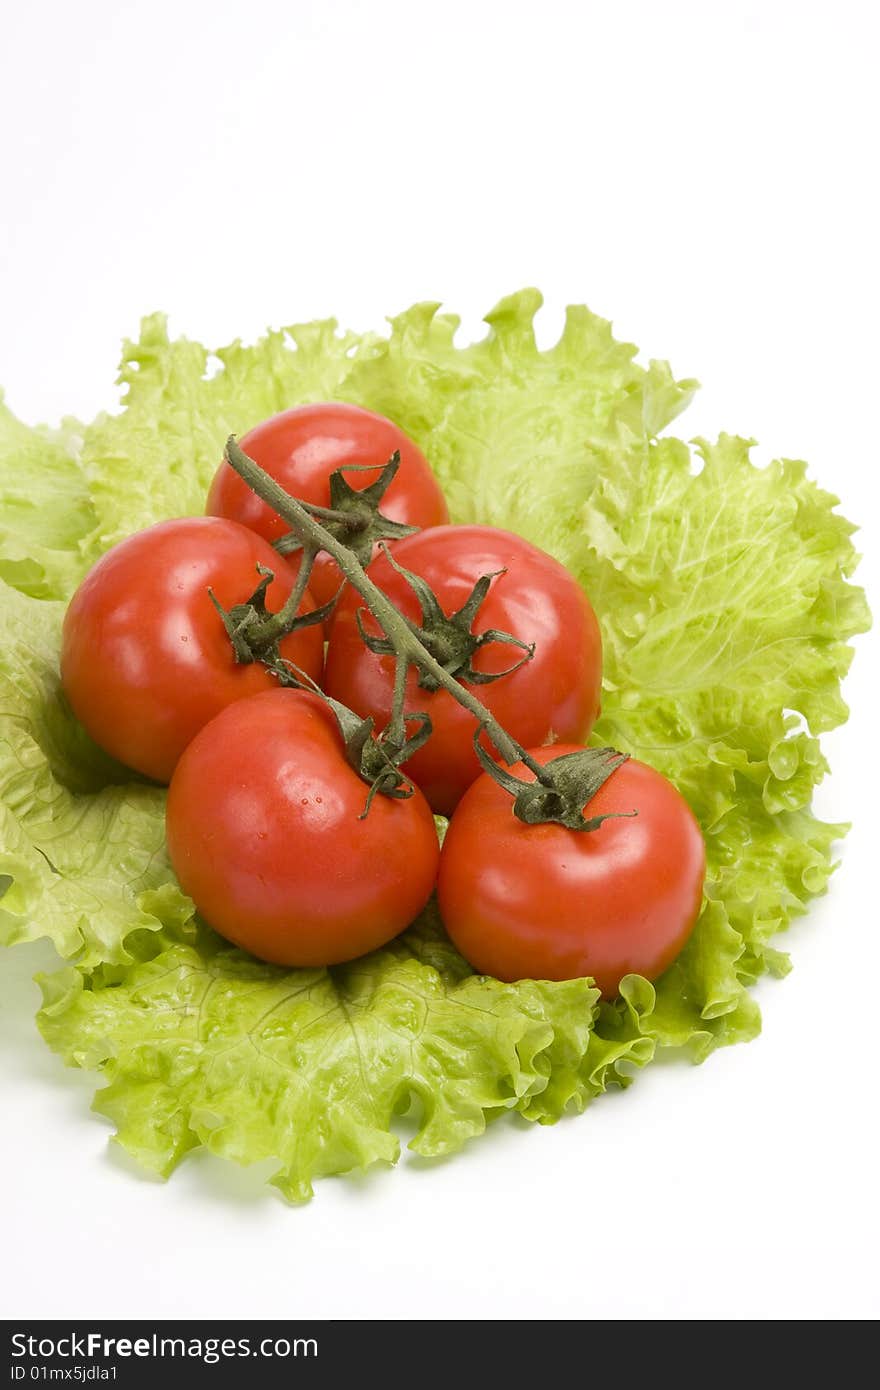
61, 403, 705, 998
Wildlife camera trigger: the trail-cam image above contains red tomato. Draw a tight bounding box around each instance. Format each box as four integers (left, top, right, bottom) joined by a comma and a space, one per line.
166, 689, 440, 966
323, 526, 603, 815
437, 748, 706, 998
61, 517, 323, 783
205, 402, 449, 606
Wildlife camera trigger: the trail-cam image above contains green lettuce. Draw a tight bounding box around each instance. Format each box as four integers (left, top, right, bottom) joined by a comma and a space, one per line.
0, 396, 93, 599
82, 314, 366, 559
0, 582, 175, 964
38, 904, 651, 1202
0, 291, 869, 1199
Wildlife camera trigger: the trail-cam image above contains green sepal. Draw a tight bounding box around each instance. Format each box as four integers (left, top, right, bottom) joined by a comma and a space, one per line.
274, 451, 420, 566
474, 731, 637, 831
356, 544, 535, 691
209, 561, 335, 677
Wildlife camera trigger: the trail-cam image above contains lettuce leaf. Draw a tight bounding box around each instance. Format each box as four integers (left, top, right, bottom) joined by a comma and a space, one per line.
0, 290, 869, 1199
0, 581, 177, 964
341, 292, 698, 551
82, 314, 368, 559
38, 904, 650, 1202
0, 396, 93, 599
585, 433, 867, 1050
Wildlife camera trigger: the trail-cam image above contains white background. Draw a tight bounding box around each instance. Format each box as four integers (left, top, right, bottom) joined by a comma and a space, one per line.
1, 0, 878, 1322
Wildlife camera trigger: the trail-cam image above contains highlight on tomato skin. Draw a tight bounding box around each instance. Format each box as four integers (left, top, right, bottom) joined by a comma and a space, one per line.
205, 401, 450, 607
165, 689, 442, 968
324, 525, 604, 817
436, 747, 706, 999
60, 517, 324, 784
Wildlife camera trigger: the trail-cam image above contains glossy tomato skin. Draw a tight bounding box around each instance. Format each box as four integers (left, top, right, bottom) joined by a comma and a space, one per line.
166, 689, 440, 966
61, 517, 323, 783
437, 748, 705, 998
324, 526, 603, 816
205, 402, 449, 606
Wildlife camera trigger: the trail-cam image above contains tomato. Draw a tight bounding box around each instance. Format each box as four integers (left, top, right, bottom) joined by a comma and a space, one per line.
323, 526, 603, 816
437, 748, 705, 998
166, 689, 440, 966
61, 517, 323, 783
205, 402, 449, 606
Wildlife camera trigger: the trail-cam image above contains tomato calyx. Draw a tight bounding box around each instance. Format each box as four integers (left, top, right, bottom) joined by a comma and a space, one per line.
257, 654, 434, 816
327, 696, 433, 816
474, 732, 638, 831
355, 543, 536, 692
274, 451, 420, 570
209, 560, 334, 674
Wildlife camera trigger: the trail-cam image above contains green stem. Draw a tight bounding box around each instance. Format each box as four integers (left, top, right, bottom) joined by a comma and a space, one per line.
300, 501, 359, 525
387, 654, 409, 748
250, 547, 317, 649
225, 437, 538, 774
